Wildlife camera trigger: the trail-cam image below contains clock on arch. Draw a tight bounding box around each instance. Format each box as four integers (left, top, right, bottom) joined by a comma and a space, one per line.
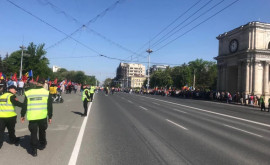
229, 39, 238, 53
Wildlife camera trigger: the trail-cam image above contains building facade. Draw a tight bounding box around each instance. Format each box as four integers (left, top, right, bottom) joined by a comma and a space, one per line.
215, 22, 270, 97
150, 65, 169, 74
128, 76, 146, 88
116, 63, 146, 88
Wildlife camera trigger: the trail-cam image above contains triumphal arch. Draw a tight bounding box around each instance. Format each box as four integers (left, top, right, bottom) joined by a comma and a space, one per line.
215, 22, 270, 97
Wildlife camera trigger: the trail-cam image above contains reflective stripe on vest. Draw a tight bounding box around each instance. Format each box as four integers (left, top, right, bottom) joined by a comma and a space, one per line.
0, 93, 16, 118
25, 88, 49, 120
82, 89, 89, 101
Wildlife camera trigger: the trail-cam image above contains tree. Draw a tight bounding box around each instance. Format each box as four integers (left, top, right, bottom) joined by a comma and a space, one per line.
104, 78, 112, 87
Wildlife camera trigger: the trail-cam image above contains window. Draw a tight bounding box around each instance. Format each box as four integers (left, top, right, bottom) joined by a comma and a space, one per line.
268, 42, 270, 49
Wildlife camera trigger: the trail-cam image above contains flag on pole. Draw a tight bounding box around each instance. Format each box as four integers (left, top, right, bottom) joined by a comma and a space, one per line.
28, 70, 33, 78
36, 75, 39, 82
54, 78, 57, 84
12, 73, 17, 82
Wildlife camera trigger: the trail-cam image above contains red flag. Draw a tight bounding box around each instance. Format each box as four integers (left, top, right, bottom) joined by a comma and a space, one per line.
65, 79, 67, 85
68, 81, 71, 85
12, 73, 17, 82
54, 78, 57, 84
49, 81, 52, 86
36, 75, 39, 82
0, 72, 2, 78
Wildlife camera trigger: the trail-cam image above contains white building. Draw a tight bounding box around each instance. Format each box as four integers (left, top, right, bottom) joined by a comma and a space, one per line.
215, 21, 270, 98
116, 63, 146, 88
52, 65, 61, 72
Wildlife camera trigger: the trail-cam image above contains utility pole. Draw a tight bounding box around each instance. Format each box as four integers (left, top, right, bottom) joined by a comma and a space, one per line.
19, 45, 25, 79
146, 49, 153, 92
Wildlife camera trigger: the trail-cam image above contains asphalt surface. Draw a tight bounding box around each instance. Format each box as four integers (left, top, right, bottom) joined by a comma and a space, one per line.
1, 91, 270, 165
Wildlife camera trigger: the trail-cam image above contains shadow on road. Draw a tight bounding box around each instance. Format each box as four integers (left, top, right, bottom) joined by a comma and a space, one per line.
71, 111, 84, 116
19, 135, 32, 155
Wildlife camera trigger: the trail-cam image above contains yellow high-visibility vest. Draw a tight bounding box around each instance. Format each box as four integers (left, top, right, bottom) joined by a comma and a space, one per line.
0, 93, 16, 118
90, 86, 95, 94
82, 89, 90, 101
25, 88, 49, 120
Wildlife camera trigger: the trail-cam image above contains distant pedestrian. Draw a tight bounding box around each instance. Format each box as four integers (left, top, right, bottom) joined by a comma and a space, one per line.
18, 79, 24, 95
260, 95, 265, 111
81, 85, 90, 117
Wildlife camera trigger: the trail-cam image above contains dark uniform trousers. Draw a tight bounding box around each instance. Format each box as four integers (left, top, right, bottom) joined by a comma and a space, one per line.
90, 93, 94, 102
28, 118, 48, 148
0, 116, 17, 143
83, 99, 88, 116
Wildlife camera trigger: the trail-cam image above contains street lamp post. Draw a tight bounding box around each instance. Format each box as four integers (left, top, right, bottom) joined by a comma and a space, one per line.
146, 49, 153, 92
19, 45, 25, 79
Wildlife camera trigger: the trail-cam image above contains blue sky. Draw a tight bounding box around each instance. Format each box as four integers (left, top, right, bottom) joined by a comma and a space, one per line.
1, 0, 270, 82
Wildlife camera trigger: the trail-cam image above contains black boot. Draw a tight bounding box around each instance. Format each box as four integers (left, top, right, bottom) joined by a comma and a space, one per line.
32, 148, 37, 157
10, 137, 20, 146
39, 143, 47, 150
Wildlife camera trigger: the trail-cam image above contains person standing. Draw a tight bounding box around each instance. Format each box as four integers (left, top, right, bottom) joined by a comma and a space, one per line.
260, 95, 265, 111
21, 80, 53, 156
82, 85, 90, 117
18, 79, 24, 96
89, 85, 95, 102
0, 85, 23, 149
43, 80, 48, 90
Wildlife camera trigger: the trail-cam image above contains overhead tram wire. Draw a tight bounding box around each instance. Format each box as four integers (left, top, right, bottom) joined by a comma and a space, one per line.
151, 0, 214, 49
135, 0, 202, 57
39, 0, 138, 57
6, 0, 101, 56
154, 0, 240, 52
151, 0, 225, 50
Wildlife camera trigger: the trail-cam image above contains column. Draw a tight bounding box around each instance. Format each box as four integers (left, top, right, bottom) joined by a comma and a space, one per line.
237, 62, 242, 92
245, 61, 250, 94
222, 65, 227, 91
264, 62, 269, 95
253, 61, 259, 94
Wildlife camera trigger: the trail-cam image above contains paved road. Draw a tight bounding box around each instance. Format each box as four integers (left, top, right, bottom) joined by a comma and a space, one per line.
1, 92, 270, 165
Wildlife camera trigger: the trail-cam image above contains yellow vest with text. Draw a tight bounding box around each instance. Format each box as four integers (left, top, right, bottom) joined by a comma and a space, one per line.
82, 89, 90, 101
25, 88, 49, 120
90, 86, 95, 94
0, 93, 16, 118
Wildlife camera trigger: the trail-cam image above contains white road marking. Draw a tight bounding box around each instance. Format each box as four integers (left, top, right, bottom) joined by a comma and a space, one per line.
137, 95, 270, 128
172, 108, 187, 114
224, 124, 263, 138
127, 100, 133, 103
166, 119, 188, 130
139, 106, 148, 111
152, 102, 160, 106
68, 101, 93, 165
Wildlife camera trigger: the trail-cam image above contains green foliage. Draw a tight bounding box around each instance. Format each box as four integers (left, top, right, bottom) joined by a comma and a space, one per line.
149, 59, 217, 90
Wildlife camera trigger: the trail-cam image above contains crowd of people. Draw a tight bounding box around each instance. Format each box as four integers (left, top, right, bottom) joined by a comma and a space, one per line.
121, 87, 270, 112
0, 77, 97, 157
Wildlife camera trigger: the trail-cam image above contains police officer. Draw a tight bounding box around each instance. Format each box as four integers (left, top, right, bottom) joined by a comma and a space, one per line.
89, 85, 95, 102
21, 79, 53, 157
82, 85, 90, 117
0, 85, 23, 149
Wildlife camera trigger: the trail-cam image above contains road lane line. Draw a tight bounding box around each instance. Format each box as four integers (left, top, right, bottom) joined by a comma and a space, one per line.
172, 108, 187, 114
127, 100, 133, 104
152, 102, 160, 106
139, 106, 148, 111
136, 95, 270, 128
166, 119, 188, 130
224, 124, 263, 138
68, 101, 93, 165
